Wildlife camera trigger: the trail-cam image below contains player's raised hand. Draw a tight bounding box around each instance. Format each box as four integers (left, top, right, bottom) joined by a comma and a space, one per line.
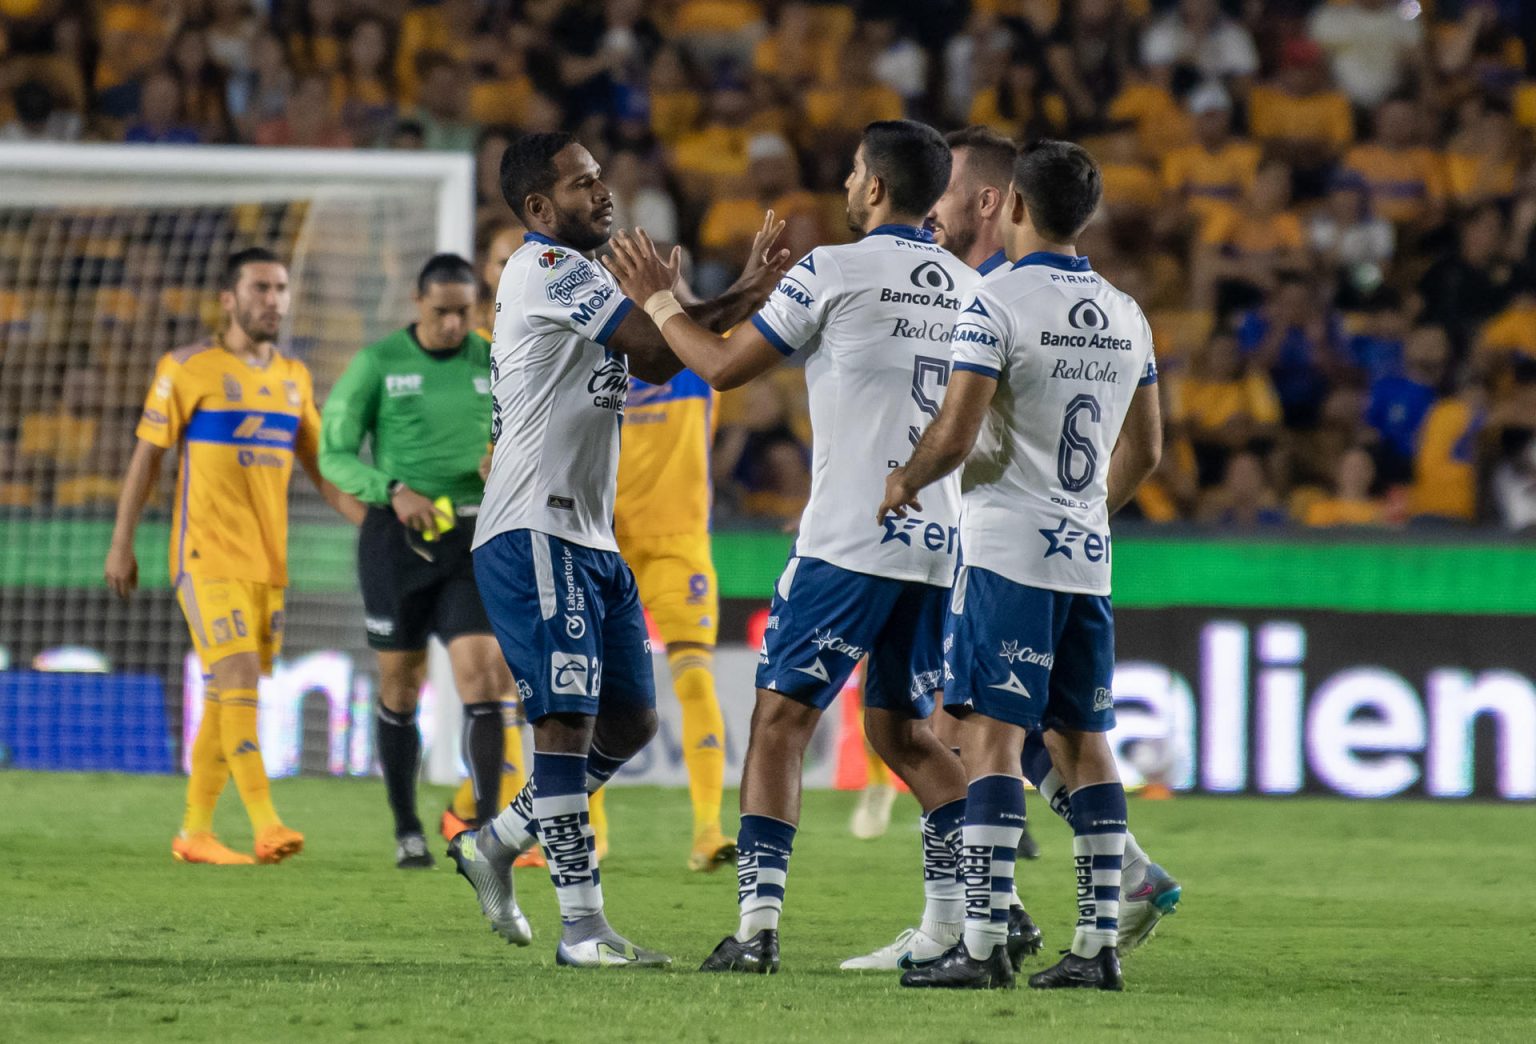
876, 466, 923, 526
737, 210, 792, 301
104, 542, 138, 600
602, 229, 678, 305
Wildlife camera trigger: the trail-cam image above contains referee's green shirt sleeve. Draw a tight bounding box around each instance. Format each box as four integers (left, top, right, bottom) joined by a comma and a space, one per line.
319, 350, 391, 504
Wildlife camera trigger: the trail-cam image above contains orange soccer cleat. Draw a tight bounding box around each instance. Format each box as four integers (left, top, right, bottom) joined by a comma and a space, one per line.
440, 807, 473, 842
254, 823, 305, 864
513, 846, 546, 868
172, 832, 256, 865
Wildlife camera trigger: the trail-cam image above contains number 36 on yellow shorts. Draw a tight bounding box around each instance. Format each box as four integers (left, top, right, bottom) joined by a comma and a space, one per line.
176, 575, 286, 673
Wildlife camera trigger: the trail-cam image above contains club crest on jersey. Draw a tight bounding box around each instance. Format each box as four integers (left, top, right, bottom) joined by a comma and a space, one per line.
282, 380, 300, 407
222, 374, 242, 402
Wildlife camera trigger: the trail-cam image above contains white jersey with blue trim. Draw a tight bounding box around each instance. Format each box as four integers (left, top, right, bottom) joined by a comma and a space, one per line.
751, 224, 979, 586
947, 252, 1158, 596
476, 232, 636, 554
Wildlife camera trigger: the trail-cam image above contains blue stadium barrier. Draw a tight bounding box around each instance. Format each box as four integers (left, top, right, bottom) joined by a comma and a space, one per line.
0, 672, 175, 774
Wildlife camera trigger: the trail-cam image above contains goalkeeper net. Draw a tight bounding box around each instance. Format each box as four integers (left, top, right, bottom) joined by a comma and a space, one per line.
0, 144, 471, 780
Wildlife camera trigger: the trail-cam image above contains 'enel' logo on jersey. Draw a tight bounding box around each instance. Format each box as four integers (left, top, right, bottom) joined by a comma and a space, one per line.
1038, 518, 1111, 562
881, 515, 959, 554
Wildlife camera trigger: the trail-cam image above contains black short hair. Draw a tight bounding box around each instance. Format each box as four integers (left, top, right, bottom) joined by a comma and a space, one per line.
944, 126, 1017, 192
860, 120, 952, 216
223, 247, 282, 291
417, 252, 476, 295
500, 131, 577, 222
1012, 140, 1102, 242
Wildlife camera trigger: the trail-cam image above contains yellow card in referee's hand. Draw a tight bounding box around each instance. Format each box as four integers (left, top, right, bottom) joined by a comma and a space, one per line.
422, 496, 456, 542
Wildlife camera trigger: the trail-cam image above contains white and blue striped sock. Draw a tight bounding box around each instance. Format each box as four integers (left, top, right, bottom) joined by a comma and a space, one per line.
960, 775, 1025, 961
1068, 781, 1128, 958
920, 797, 966, 939
735, 814, 796, 940
533, 751, 603, 924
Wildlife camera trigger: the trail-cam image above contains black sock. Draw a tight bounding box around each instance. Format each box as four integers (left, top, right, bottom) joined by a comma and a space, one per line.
376, 705, 423, 838
463, 702, 504, 826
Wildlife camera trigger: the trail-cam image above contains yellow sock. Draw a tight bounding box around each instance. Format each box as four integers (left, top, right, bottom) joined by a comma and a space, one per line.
670, 648, 725, 837
450, 778, 477, 822
181, 688, 228, 835
218, 688, 280, 832
499, 696, 527, 806
588, 787, 609, 851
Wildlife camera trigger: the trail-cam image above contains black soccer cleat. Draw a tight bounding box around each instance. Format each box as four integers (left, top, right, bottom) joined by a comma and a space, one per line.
901, 941, 1015, 989
1016, 821, 1041, 860
1028, 948, 1124, 991
699, 930, 779, 974
1005, 905, 1044, 970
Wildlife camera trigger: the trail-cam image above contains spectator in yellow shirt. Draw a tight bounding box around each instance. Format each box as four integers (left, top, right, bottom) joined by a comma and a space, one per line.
1247, 38, 1354, 169
1341, 97, 1446, 228
1194, 161, 1308, 309
1161, 82, 1261, 230
1178, 327, 1283, 484
698, 133, 823, 276
1411, 382, 1487, 522
1303, 446, 1387, 527
1445, 99, 1520, 206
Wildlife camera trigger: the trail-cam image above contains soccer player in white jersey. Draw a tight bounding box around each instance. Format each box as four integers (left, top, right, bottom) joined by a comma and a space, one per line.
604, 121, 991, 975
882, 141, 1164, 991
445, 131, 788, 969
927, 126, 1183, 953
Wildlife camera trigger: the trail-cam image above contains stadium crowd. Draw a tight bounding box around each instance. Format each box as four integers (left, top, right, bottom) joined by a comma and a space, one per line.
2, 0, 1535, 531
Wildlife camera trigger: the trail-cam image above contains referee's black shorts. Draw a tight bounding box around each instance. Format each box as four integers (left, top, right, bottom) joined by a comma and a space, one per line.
358, 505, 491, 651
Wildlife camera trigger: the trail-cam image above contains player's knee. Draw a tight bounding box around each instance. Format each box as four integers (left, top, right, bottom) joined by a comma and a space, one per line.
208, 651, 261, 693
751, 689, 820, 746
594, 706, 657, 757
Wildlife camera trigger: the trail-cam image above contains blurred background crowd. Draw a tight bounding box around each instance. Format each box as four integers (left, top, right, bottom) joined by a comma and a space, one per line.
2, 0, 1535, 532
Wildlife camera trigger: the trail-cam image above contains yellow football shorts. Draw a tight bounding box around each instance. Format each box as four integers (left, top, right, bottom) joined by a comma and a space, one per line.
176, 574, 286, 673
619, 533, 718, 647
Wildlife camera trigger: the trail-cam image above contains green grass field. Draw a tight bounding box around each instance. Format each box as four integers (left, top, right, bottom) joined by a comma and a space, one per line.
2, 773, 1533, 1043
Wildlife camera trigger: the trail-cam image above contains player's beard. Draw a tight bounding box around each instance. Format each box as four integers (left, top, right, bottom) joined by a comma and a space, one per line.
845, 198, 868, 236
938, 215, 979, 262
552, 207, 611, 254
232, 304, 282, 344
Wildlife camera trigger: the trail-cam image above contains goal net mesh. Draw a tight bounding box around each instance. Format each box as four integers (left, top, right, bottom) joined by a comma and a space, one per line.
0, 158, 451, 778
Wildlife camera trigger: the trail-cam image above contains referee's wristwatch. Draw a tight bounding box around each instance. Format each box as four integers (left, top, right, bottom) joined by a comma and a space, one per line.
387, 479, 406, 500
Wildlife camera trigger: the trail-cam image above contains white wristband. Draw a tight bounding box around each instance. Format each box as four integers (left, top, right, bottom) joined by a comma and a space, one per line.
643, 290, 686, 329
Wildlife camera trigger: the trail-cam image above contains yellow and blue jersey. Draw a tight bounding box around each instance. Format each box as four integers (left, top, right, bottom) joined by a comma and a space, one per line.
615, 370, 715, 539
136, 340, 320, 588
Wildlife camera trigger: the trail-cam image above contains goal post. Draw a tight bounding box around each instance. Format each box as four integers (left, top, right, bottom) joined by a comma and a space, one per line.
0, 144, 475, 784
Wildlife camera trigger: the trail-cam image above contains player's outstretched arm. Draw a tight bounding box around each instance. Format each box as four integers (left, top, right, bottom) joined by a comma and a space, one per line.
1106, 380, 1164, 516
604, 229, 786, 390
876, 370, 998, 524
105, 438, 167, 599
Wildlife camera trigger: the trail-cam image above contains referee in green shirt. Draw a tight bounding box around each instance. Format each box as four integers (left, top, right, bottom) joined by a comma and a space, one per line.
321, 254, 523, 869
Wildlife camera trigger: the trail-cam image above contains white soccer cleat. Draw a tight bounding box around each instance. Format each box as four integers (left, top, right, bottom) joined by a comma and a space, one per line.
1118, 863, 1182, 955
555, 937, 672, 969
840, 926, 956, 971
850, 784, 898, 840
446, 829, 533, 945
